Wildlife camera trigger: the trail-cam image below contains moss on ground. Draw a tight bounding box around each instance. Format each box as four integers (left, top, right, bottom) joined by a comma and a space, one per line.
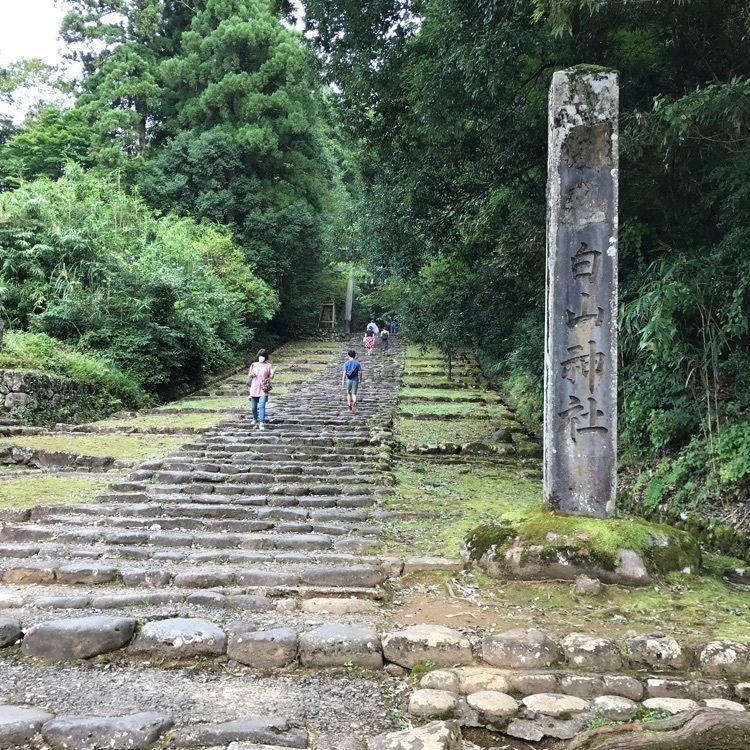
0, 434, 188, 460
0, 474, 116, 508
396, 416, 526, 446
96, 412, 224, 430
393, 567, 750, 641
162, 397, 245, 410
383, 460, 542, 555
399, 401, 511, 418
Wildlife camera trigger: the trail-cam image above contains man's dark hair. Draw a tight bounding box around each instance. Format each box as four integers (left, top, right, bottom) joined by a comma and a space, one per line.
348, 350, 357, 358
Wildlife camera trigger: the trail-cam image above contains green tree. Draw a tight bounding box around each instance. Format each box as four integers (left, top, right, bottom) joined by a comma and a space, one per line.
61, 0, 170, 161
0, 106, 93, 189
144, 0, 332, 329
0, 167, 278, 394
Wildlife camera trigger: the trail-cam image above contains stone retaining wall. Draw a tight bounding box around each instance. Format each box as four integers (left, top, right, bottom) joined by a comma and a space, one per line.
0, 369, 115, 426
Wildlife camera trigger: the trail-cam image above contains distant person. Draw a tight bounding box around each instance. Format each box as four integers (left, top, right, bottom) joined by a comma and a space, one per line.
363, 329, 375, 355
247, 348, 275, 430
380, 327, 390, 355
342, 350, 363, 413
366, 319, 379, 335
390, 315, 398, 335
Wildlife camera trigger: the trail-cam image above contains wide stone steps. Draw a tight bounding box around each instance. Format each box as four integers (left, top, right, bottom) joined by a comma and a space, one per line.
0, 339, 410, 748
0, 523, 381, 552
30, 502, 380, 523
98, 490, 379, 508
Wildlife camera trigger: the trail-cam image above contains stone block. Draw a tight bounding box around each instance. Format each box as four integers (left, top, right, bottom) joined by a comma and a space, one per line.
521, 693, 589, 718
704, 698, 746, 712
626, 633, 692, 671
228, 628, 298, 668
466, 691, 519, 723
602, 674, 643, 701
367, 720, 462, 750
642, 697, 698, 714
131, 618, 226, 657
408, 689, 459, 719
482, 628, 559, 669
22, 616, 135, 660
420, 670, 460, 693
41, 712, 172, 750
510, 673, 559, 696
697, 640, 750, 678
560, 633, 622, 670
559, 675, 604, 699
299, 597, 377, 615
299, 624, 382, 669
3, 564, 56, 584
382, 625, 472, 669
56, 563, 118, 585
0, 705, 54, 748
0, 616, 22, 647
592, 695, 637, 721
231, 595, 274, 612
452, 667, 511, 695
299, 565, 384, 587
169, 715, 307, 748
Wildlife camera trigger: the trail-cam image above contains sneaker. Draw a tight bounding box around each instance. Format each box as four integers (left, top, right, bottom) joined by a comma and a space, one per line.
347, 404, 352, 412
351, 405, 358, 414
258, 422, 266, 431
249, 419, 257, 426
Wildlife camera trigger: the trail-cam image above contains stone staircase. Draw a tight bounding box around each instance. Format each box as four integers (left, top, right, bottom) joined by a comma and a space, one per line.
0, 338, 433, 749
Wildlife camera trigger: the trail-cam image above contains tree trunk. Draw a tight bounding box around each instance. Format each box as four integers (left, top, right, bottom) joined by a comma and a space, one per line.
567, 709, 750, 750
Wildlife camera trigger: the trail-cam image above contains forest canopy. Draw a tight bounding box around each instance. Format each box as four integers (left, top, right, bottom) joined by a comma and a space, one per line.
0, 0, 748, 523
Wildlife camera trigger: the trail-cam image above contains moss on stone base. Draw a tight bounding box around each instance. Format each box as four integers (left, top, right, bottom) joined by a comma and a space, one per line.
464, 511, 701, 580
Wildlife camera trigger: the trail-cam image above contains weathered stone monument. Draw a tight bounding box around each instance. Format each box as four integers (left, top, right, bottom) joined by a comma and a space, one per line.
544, 67, 619, 518
344, 269, 354, 334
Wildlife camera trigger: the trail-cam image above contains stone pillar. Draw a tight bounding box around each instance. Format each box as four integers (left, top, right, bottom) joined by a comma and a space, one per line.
544, 67, 619, 519
343, 269, 354, 334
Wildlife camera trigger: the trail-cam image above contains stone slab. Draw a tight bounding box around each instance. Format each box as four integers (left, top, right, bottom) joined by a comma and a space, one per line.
21, 616, 135, 660
41, 712, 172, 750
131, 618, 226, 657
299, 624, 382, 669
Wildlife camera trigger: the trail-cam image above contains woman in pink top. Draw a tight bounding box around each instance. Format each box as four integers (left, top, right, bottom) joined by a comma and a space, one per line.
247, 348, 275, 430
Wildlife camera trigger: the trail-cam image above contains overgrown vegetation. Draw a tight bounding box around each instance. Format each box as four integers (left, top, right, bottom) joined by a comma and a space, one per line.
302, 0, 750, 540
0, 0, 356, 406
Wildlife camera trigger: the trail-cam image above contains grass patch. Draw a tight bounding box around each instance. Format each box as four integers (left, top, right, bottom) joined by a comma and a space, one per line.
397, 417, 504, 446
400, 387, 502, 402
383, 460, 542, 556
400, 401, 513, 418
96, 412, 225, 430
0, 474, 115, 508
0, 434, 187, 460
165, 397, 245, 410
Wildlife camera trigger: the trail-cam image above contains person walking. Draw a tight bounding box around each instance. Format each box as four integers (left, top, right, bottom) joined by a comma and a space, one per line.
389, 315, 397, 335
342, 350, 363, 413
363, 329, 375, 355
366, 319, 379, 335
247, 348, 275, 430
380, 327, 390, 355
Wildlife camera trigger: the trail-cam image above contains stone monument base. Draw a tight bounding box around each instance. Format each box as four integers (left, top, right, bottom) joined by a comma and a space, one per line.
461, 513, 701, 586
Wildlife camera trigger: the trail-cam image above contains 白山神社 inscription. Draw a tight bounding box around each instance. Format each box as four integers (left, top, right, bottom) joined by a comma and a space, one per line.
544, 67, 619, 519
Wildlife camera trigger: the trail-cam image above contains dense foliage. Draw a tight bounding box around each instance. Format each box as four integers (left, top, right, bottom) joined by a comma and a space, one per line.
0, 168, 277, 396
303, 0, 750, 524
0, 0, 347, 399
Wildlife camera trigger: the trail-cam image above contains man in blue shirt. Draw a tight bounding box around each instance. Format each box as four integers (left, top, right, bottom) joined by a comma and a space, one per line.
341, 350, 363, 413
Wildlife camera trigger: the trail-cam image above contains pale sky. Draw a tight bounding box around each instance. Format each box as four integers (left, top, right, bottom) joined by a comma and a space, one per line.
0, 0, 69, 67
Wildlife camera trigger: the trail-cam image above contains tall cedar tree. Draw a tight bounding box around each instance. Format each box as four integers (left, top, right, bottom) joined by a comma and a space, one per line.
143, 0, 330, 329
